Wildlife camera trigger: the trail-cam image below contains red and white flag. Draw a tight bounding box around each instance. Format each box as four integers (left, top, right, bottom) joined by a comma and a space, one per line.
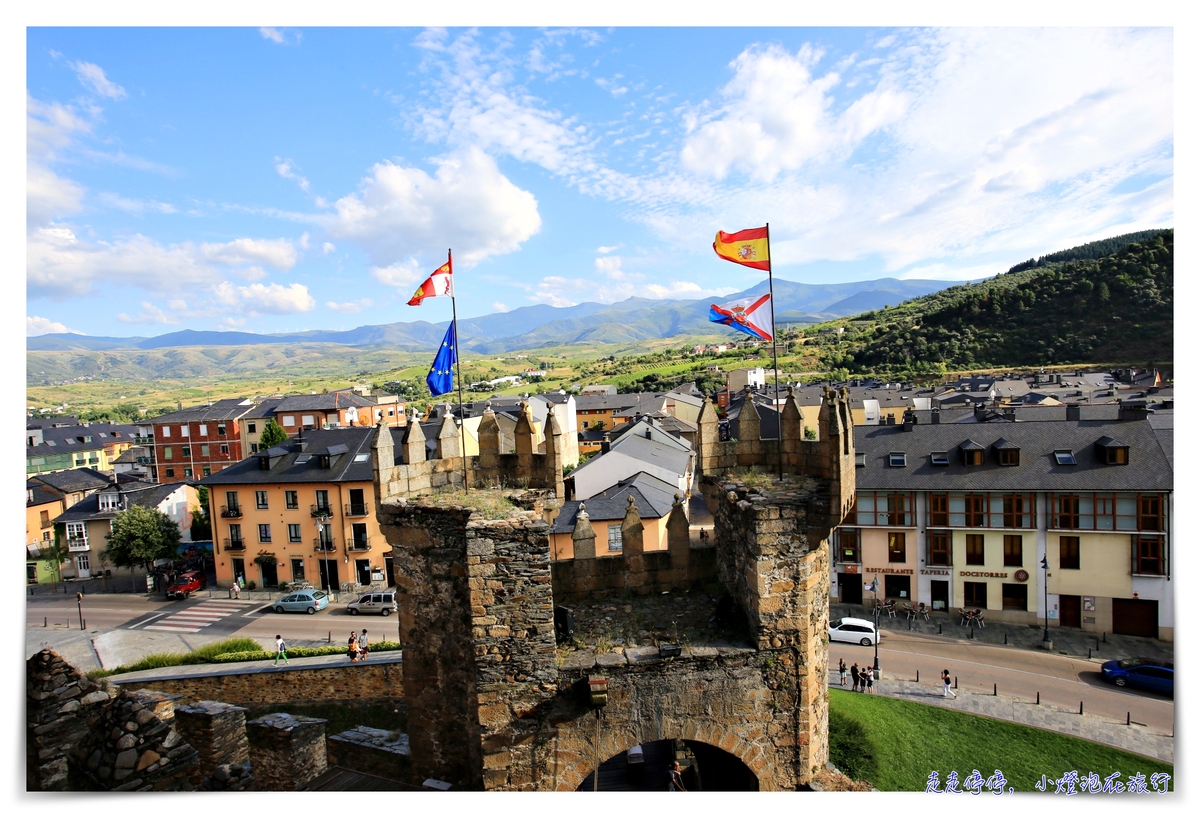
407, 259, 453, 306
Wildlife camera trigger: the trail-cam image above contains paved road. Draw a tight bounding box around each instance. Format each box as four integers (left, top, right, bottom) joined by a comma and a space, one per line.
830, 630, 1174, 736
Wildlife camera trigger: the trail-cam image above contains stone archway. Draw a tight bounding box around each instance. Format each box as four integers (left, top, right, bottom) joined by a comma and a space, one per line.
576, 738, 758, 792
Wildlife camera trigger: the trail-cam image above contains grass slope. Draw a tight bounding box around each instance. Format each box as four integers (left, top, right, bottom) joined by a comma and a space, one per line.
829, 689, 1172, 792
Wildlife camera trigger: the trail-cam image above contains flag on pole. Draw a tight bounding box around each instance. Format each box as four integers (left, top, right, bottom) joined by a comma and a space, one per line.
408, 259, 454, 306
426, 323, 457, 397
713, 226, 770, 270
709, 293, 773, 341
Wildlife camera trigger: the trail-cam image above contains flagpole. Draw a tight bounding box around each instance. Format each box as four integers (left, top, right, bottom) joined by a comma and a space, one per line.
765, 222, 783, 479
448, 248, 469, 493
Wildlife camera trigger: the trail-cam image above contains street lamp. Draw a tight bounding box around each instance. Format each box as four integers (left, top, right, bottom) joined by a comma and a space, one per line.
316, 515, 333, 600
871, 573, 881, 677
1040, 555, 1052, 648
76, 591, 84, 631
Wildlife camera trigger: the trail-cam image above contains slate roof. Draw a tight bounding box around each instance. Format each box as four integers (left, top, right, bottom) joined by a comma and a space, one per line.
27, 482, 62, 507
199, 427, 376, 486
244, 398, 285, 419
606, 433, 694, 474
854, 418, 1172, 493
53, 481, 188, 524
152, 399, 256, 424
274, 391, 373, 413
31, 467, 112, 494
27, 423, 140, 456
1147, 411, 1173, 471
550, 472, 680, 533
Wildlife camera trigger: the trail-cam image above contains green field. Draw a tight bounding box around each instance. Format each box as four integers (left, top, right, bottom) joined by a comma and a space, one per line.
829, 688, 1172, 792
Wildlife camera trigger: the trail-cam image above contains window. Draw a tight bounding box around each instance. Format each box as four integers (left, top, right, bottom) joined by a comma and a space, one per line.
163, 446, 173, 460
997, 448, 1019, 466
854, 452, 866, 468
285, 490, 299, 509
1138, 495, 1162, 531
838, 528, 860, 563
1003, 534, 1023, 567
217, 423, 226, 436
258, 524, 272, 542
1054, 450, 1076, 465
162, 426, 170, 438
66, 522, 86, 541
1002, 495, 1032, 528
928, 494, 949, 526
965, 534, 985, 565
255, 490, 269, 509
198, 424, 208, 435
165, 468, 175, 478
250, 443, 259, 453
180, 426, 189, 437
1133, 535, 1166, 576
1105, 447, 1128, 465
302, 414, 315, 428
930, 451, 949, 466
202, 466, 211, 477
963, 581, 987, 607
853, 492, 914, 526
247, 422, 257, 434
1052, 495, 1080, 529
184, 467, 193, 478
291, 558, 305, 580
888, 531, 906, 562
314, 490, 331, 514
1001, 583, 1028, 611
288, 524, 302, 542
226, 491, 240, 510
39, 510, 50, 526
965, 494, 986, 527
928, 531, 951, 566
884, 574, 911, 599
220, 444, 229, 454
608, 524, 623, 552
1059, 536, 1080, 570
228, 523, 243, 543
181, 446, 191, 458
888, 452, 906, 467
282, 416, 295, 427
98, 493, 120, 510
962, 446, 983, 466
200, 444, 210, 457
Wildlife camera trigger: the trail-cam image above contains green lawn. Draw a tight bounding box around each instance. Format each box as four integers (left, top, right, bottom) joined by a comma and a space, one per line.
829, 688, 1173, 792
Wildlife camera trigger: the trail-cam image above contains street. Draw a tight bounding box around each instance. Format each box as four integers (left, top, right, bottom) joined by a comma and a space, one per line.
830, 629, 1175, 735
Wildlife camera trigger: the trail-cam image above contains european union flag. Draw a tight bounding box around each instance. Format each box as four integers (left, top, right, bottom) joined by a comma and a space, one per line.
426, 323, 457, 397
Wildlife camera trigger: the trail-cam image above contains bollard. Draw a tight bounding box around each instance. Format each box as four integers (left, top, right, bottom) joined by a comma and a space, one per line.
954, 676, 958, 689
1088, 648, 1092, 660
1004, 633, 1008, 645
1079, 701, 1084, 715
1036, 691, 1040, 705
1127, 712, 1131, 726
938, 624, 943, 634
1102, 632, 1107, 643
993, 683, 997, 696
908, 620, 912, 631
916, 670, 920, 683
328, 631, 331, 643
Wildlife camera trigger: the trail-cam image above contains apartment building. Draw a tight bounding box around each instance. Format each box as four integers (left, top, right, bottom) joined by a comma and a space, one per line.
199, 427, 390, 593
25, 482, 65, 584
26, 422, 141, 475
150, 399, 257, 481
831, 409, 1173, 639
271, 391, 376, 436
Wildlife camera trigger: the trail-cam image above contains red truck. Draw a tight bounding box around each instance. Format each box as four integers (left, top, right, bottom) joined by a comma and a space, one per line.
165, 570, 206, 600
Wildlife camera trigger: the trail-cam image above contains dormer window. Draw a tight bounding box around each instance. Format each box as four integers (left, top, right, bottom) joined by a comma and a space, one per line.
257, 455, 271, 470
888, 452, 906, 467
98, 493, 120, 510
930, 451, 949, 467
1054, 450, 1077, 466
961, 440, 984, 466
993, 439, 1020, 467
1094, 436, 1129, 465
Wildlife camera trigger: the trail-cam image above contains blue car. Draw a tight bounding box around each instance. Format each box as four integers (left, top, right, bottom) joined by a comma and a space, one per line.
1100, 658, 1174, 696
272, 589, 329, 614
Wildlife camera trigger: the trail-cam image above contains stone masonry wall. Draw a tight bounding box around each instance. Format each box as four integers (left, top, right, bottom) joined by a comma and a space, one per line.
106, 660, 404, 707
27, 649, 115, 790
246, 713, 328, 791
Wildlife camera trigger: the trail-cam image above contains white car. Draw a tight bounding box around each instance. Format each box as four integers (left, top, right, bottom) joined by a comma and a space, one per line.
829, 616, 879, 646
346, 591, 397, 616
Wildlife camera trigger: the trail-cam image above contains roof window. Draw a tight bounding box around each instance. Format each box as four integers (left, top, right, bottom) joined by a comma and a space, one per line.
1054, 450, 1076, 466
854, 452, 866, 468
930, 451, 949, 466
888, 452, 906, 467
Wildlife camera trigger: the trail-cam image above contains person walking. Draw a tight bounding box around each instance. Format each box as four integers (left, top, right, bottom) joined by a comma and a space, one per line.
359, 629, 370, 661
348, 631, 360, 662
838, 658, 848, 686
851, 662, 860, 692
668, 761, 687, 791
274, 634, 288, 666
942, 669, 957, 698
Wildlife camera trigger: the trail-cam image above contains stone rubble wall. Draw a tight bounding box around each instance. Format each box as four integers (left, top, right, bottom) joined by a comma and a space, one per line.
174, 700, 249, 786
27, 648, 115, 790
326, 726, 413, 783
246, 712, 328, 791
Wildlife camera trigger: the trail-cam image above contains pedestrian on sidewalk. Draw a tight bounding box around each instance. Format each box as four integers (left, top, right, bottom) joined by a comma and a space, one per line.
839, 658, 847, 686
942, 668, 956, 698
851, 662, 861, 692
865, 668, 874, 693
274, 635, 289, 666
348, 631, 360, 662
359, 629, 370, 660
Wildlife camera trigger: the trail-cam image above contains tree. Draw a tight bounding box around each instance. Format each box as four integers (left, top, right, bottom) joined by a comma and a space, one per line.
101, 504, 182, 575
259, 418, 289, 448
190, 486, 212, 541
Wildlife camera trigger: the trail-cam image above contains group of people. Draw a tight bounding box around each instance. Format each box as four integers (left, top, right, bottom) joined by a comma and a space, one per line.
348, 629, 371, 662
837, 659, 874, 692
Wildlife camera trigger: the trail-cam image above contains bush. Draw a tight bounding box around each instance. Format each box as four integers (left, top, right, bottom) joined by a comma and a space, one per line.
190, 638, 263, 660
828, 707, 879, 784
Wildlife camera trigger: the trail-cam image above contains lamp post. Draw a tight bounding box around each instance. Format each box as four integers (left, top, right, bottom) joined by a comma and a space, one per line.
1040, 555, 1052, 649
76, 591, 84, 631
316, 515, 333, 601
872, 573, 881, 677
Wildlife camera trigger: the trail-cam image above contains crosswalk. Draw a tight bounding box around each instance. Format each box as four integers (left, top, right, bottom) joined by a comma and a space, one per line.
143, 599, 257, 633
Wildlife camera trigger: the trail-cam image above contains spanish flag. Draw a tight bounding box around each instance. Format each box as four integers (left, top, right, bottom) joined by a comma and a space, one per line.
713, 226, 770, 271
407, 259, 454, 306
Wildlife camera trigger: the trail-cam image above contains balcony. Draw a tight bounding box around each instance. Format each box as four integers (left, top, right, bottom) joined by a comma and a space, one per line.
348, 538, 371, 551
311, 504, 334, 519
223, 538, 246, 552
313, 539, 336, 553
220, 505, 243, 518
345, 503, 370, 518
67, 538, 89, 552
133, 435, 154, 445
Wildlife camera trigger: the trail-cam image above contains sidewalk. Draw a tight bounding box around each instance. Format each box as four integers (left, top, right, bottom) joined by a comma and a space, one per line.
827, 668, 1173, 764
104, 642, 402, 686
830, 602, 1173, 665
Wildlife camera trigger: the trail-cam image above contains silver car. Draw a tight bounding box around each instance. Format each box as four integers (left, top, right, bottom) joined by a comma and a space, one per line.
346, 591, 397, 616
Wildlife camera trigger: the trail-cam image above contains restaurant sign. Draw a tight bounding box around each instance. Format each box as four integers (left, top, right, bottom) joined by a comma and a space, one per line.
865, 567, 913, 575
920, 568, 950, 576
958, 571, 1009, 578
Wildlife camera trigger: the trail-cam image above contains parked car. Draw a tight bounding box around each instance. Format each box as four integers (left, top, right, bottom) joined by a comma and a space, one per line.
272, 589, 329, 615
1100, 658, 1174, 695
829, 616, 879, 646
165, 571, 205, 600
346, 591, 397, 616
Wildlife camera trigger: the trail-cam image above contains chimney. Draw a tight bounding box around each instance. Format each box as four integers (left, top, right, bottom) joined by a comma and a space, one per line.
930, 407, 941, 425
974, 403, 988, 422
600, 433, 611, 454
1065, 405, 1081, 421
1118, 402, 1150, 422
902, 409, 916, 431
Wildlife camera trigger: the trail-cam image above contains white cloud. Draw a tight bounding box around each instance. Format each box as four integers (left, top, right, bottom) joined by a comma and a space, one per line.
27, 315, 76, 336
27, 164, 85, 227
369, 260, 424, 290
97, 192, 177, 215
70, 61, 127, 100
596, 245, 619, 254
260, 28, 301, 46
491, 302, 509, 312
322, 242, 336, 255
116, 302, 178, 325
325, 147, 541, 266
275, 157, 311, 192
214, 281, 316, 314
326, 298, 372, 314
530, 255, 737, 307
260, 27, 285, 43
200, 238, 297, 270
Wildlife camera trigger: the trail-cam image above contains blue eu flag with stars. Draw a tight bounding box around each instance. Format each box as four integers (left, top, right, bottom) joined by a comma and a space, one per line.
426, 323, 457, 397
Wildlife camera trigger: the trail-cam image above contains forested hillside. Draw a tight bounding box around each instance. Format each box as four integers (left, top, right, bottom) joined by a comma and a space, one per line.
838, 230, 1172, 374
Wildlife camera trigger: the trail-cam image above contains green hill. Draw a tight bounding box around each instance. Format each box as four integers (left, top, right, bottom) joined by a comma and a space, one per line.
836, 230, 1172, 375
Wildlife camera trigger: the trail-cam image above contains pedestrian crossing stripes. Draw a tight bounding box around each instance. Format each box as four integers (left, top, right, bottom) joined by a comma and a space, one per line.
143, 599, 257, 633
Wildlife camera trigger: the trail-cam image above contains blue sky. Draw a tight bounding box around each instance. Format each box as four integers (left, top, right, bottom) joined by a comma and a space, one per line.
26, 25, 1173, 337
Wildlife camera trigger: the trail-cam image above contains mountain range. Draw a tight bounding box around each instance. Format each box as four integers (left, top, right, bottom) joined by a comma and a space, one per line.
29, 276, 955, 354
